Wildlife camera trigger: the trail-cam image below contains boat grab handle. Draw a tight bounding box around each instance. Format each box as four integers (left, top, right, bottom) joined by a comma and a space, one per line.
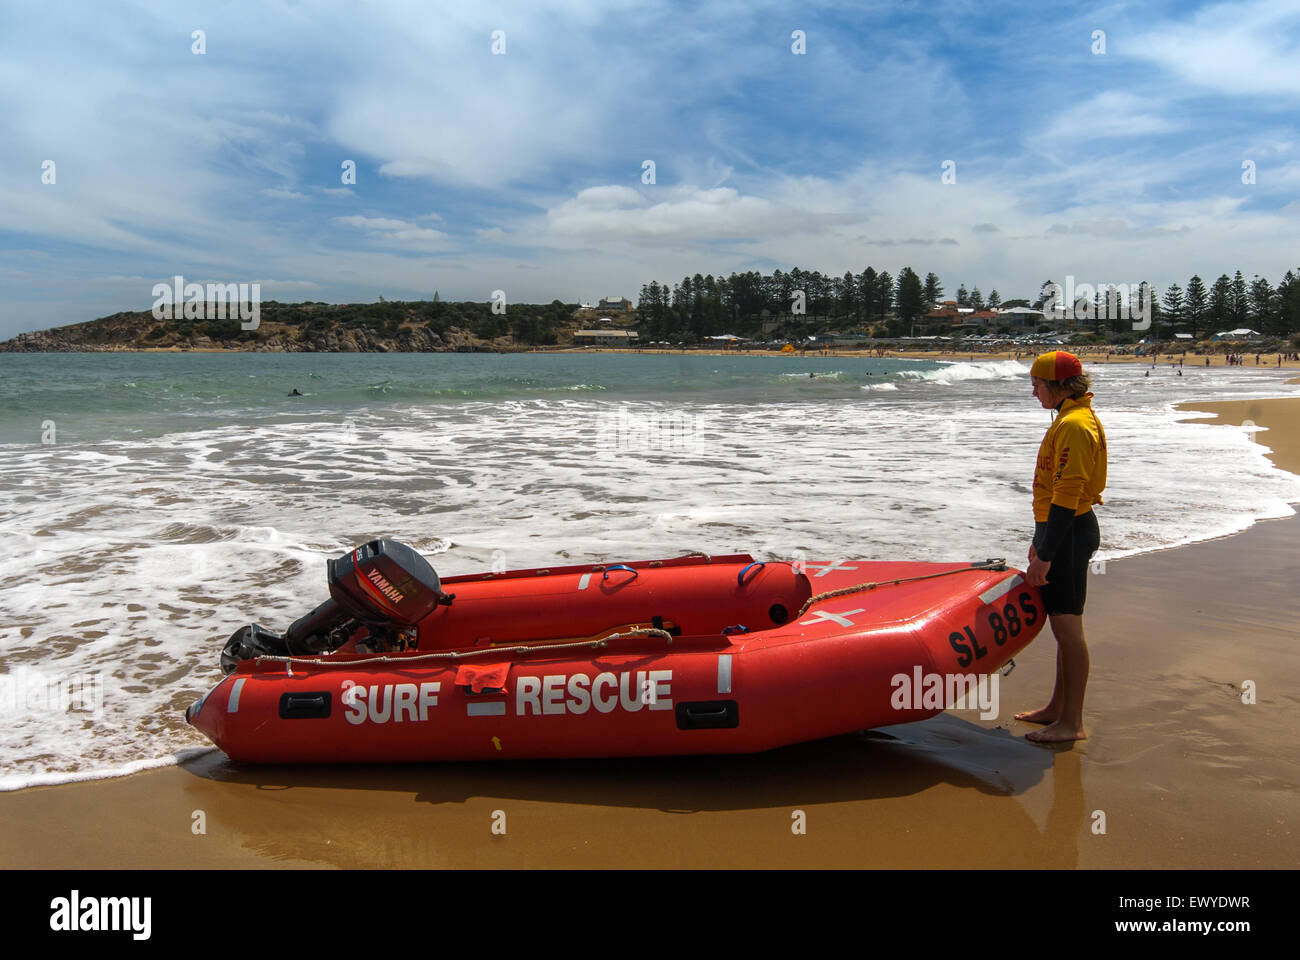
737, 561, 765, 586
603, 564, 638, 581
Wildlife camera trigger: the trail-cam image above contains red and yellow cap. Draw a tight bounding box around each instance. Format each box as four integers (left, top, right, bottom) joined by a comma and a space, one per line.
1030, 350, 1083, 381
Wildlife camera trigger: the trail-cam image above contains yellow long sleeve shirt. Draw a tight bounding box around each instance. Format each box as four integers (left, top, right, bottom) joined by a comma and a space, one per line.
1033, 393, 1107, 522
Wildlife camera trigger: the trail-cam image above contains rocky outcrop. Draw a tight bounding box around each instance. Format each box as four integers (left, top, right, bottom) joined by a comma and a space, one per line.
0, 309, 547, 353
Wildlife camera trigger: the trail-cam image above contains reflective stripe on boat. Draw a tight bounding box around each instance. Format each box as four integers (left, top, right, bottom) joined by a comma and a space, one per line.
578, 573, 591, 590
979, 574, 1025, 606
227, 677, 247, 713
467, 701, 506, 717
717, 655, 732, 694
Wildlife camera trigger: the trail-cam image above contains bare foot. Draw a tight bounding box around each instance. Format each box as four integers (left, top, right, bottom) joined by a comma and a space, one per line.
1013, 707, 1058, 724
1026, 721, 1088, 743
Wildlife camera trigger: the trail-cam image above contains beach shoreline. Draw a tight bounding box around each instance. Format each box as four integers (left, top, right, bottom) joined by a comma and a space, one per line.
13, 345, 1300, 369
3, 397, 1298, 869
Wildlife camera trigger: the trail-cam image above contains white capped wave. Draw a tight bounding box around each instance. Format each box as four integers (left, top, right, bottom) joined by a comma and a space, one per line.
897, 360, 1027, 384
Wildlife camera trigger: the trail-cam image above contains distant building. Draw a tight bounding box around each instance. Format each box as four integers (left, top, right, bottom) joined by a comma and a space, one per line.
574, 329, 638, 346
598, 296, 634, 313
998, 307, 1045, 327
923, 300, 976, 324
1212, 328, 1263, 341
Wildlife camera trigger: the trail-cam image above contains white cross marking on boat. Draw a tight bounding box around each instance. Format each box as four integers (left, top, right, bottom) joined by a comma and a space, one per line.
803, 560, 859, 577
799, 607, 866, 627
578, 573, 591, 590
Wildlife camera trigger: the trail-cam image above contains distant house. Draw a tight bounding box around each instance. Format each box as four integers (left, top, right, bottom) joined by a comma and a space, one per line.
1212, 328, 1263, 341
923, 300, 977, 324
574, 329, 638, 346
999, 306, 1045, 327
598, 296, 634, 313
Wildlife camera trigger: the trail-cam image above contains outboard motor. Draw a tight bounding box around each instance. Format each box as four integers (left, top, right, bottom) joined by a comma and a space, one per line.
220, 539, 454, 674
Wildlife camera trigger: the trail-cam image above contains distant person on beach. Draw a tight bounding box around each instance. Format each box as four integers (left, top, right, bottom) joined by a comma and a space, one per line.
1018, 351, 1106, 743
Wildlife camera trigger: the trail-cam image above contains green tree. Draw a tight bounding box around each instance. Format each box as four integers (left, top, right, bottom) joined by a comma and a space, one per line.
1210, 274, 1232, 330
858, 267, 878, 324
875, 271, 893, 320
895, 267, 926, 335
1230, 270, 1248, 325
1184, 275, 1207, 338
1162, 283, 1184, 335
1248, 275, 1275, 332
1276, 270, 1300, 336
923, 272, 944, 309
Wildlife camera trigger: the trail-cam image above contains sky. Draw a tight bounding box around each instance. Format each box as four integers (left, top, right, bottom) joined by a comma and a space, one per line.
1, 0, 1298, 335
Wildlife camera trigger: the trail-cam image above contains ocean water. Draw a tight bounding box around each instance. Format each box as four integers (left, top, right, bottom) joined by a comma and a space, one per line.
2, 350, 1299, 789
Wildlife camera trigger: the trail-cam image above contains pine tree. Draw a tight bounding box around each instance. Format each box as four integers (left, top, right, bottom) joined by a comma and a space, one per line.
1230, 270, 1248, 326
841, 270, 857, 321
923, 272, 944, 309
876, 271, 893, 320
1139, 281, 1161, 340
1162, 283, 1184, 336
1035, 280, 1059, 316
956, 284, 970, 306
1277, 270, 1300, 337
895, 267, 926, 334
1210, 274, 1231, 330
1184, 275, 1207, 339
1248, 275, 1275, 333
988, 289, 1001, 309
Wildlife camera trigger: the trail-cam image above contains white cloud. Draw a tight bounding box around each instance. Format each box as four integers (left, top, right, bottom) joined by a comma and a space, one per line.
1129, 0, 1300, 97
1034, 91, 1179, 144
332, 215, 448, 247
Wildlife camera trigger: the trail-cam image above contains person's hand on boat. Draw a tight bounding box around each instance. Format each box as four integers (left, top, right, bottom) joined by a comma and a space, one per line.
1026, 545, 1050, 587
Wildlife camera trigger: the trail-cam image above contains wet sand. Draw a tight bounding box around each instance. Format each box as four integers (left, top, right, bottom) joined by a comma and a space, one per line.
4, 399, 1298, 869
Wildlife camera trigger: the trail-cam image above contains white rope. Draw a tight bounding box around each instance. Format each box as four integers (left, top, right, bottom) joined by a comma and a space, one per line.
796, 559, 1008, 618
252, 628, 675, 668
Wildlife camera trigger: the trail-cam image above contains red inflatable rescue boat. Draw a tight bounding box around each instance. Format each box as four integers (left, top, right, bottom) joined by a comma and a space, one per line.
187, 539, 1044, 763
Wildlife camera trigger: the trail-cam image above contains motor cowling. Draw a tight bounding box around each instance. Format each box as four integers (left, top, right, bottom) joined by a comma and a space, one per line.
219, 539, 452, 674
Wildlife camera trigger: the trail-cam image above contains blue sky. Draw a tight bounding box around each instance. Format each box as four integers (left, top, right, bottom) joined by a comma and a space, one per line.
1, 0, 1298, 335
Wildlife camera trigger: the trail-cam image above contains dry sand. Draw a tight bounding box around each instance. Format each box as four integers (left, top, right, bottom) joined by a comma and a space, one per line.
4, 399, 1298, 870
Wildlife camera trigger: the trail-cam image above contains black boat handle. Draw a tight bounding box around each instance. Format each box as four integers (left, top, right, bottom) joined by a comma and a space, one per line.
685, 705, 728, 719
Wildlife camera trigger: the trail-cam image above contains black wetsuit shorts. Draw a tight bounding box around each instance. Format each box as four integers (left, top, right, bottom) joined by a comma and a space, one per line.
1032, 510, 1100, 617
